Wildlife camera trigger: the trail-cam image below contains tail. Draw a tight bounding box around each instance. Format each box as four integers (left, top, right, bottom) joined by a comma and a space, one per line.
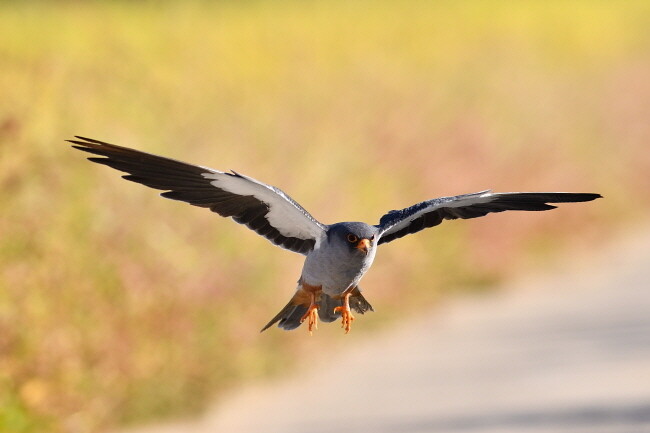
261, 286, 374, 332
260, 290, 309, 332
348, 286, 374, 314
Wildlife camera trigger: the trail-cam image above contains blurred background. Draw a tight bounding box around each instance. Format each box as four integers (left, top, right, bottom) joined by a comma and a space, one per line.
1, 1, 649, 432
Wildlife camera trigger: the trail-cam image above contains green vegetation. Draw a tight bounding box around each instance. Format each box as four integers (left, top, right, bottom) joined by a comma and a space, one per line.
1, 1, 648, 431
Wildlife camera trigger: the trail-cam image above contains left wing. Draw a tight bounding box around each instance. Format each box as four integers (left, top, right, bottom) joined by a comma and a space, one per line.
68, 136, 327, 255
376, 190, 601, 245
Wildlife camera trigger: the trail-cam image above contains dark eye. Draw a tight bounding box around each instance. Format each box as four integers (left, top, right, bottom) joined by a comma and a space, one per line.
346, 233, 358, 243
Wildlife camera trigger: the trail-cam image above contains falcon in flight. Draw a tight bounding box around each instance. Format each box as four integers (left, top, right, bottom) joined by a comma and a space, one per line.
68, 136, 601, 334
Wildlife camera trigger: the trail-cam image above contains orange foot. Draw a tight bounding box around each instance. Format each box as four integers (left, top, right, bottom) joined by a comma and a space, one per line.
300, 293, 319, 335
333, 292, 355, 334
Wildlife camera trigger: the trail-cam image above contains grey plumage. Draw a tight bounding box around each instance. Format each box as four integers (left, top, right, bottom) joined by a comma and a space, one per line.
67, 136, 601, 333
301, 222, 379, 296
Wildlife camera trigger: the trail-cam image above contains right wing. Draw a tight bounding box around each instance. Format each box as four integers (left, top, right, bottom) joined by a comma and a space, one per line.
68, 136, 327, 255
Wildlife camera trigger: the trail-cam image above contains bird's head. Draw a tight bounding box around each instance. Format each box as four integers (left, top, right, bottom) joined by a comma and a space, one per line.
327, 222, 378, 256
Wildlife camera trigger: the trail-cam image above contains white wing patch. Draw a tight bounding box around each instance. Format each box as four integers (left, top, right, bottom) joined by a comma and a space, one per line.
387, 190, 493, 233
201, 171, 325, 245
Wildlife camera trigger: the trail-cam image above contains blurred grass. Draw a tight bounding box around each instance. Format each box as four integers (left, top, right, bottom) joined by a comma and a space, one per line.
1, 0, 649, 432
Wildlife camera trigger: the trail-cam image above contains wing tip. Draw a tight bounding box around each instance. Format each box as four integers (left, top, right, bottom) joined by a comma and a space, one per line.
74, 135, 107, 144
553, 192, 603, 203
66, 136, 107, 150
67, 136, 121, 151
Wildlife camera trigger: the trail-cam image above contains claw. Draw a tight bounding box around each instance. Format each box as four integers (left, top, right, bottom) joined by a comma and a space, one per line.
300, 292, 319, 335
333, 292, 355, 334
300, 304, 319, 335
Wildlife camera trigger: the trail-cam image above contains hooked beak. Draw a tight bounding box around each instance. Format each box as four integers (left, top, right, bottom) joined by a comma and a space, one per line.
355, 238, 371, 254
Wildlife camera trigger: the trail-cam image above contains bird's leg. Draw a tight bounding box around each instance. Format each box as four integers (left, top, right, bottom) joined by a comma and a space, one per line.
300, 291, 319, 335
333, 290, 355, 334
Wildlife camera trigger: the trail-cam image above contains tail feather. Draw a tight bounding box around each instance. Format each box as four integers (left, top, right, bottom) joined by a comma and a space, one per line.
349, 287, 374, 314
260, 287, 311, 332
317, 294, 342, 323
278, 305, 308, 330
260, 299, 306, 332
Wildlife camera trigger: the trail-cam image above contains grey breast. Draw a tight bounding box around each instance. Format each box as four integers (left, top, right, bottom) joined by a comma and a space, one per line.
300, 235, 377, 296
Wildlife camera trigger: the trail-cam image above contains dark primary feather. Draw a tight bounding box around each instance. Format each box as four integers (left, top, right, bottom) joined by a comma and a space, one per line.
67, 136, 321, 255
377, 191, 601, 245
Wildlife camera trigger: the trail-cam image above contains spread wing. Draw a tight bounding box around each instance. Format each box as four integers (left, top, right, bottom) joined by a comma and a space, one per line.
376, 190, 601, 245
68, 136, 326, 255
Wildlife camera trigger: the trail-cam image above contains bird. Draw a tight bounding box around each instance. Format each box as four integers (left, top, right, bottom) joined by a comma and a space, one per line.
67, 136, 601, 334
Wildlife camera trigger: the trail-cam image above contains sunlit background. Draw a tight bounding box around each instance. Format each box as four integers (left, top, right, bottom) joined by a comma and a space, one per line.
1, 1, 649, 432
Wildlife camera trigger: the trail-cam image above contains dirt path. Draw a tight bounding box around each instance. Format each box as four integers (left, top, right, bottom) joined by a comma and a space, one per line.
124, 228, 650, 433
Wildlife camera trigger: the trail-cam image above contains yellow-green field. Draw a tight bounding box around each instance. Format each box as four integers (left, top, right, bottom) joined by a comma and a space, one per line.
1, 1, 649, 432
